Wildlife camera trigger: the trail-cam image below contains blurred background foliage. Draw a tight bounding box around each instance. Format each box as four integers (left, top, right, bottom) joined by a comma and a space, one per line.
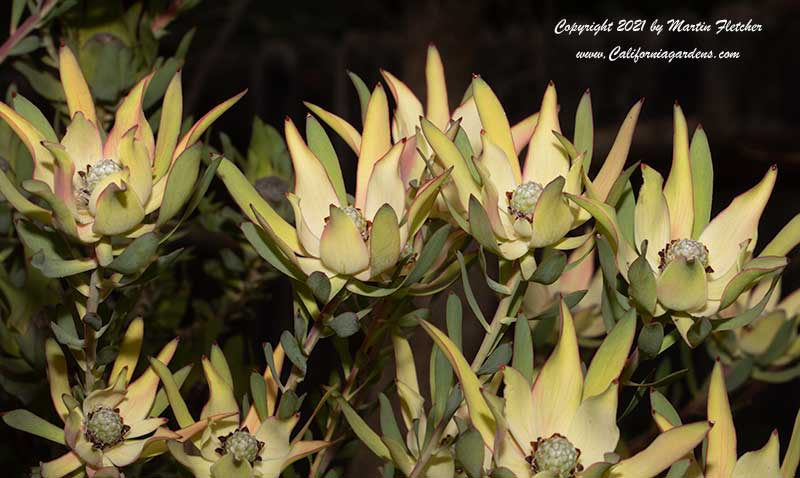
0, 0, 798, 476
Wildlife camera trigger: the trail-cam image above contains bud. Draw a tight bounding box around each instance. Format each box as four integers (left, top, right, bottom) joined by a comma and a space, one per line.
508, 181, 544, 220
658, 238, 712, 272
85, 406, 129, 449
218, 430, 264, 463
529, 433, 582, 478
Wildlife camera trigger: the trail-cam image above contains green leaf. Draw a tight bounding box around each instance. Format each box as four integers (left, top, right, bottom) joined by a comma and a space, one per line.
277, 389, 304, 419
666, 459, 691, 478
715, 274, 781, 331
650, 389, 682, 427
210, 343, 234, 390
638, 322, 664, 359
513, 316, 534, 385
13, 61, 65, 102
456, 251, 490, 331
162, 155, 223, 243
12, 94, 57, 142
263, 342, 284, 392
108, 233, 159, 274
347, 71, 371, 123
476, 342, 511, 375
327, 312, 360, 338
529, 248, 567, 285
755, 319, 797, 366
280, 331, 307, 374
583, 309, 636, 399
241, 222, 303, 281
250, 372, 268, 421
605, 161, 640, 207
2, 409, 65, 445
16, 220, 96, 278
339, 398, 391, 461
50, 321, 84, 349
158, 143, 202, 226
306, 115, 346, 204
446, 293, 464, 351
403, 224, 451, 286
307, 271, 331, 303
468, 196, 499, 253
687, 316, 712, 348
148, 358, 195, 428
419, 320, 496, 448
629, 245, 657, 315
143, 58, 183, 110
10, 0, 25, 33
430, 345, 452, 424
689, 126, 713, 239
150, 364, 191, 418
378, 393, 404, 444
455, 427, 485, 478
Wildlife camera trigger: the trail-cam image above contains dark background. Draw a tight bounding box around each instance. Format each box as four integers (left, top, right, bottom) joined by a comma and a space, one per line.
2, 0, 800, 476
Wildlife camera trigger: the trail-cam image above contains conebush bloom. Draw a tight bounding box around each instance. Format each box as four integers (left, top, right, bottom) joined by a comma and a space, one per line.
420, 302, 711, 478
0, 44, 243, 275
217, 86, 452, 290
1, 318, 188, 478
572, 105, 795, 342
422, 77, 642, 266
151, 344, 328, 478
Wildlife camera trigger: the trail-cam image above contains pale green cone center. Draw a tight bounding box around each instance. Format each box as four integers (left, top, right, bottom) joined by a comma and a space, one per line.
658, 238, 711, 272
77, 159, 123, 204
85, 406, 128, 449
219, 430, 264, 463
530, 433, 582, 478
342, 206, 369, 240
508, 181, 544, 220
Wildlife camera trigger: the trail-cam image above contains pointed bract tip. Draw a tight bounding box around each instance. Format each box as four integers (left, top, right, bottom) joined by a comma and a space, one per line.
176, 67, 182, 73
696, 123, 703, 131
472, 73, 480, 79
638, 97, 645, 104
771, 428, 779, 435
59, 39, 66, 48
548, 80, 555, 87
584, 88, 590, 95
715, 356, 721, 362
201, 354, 209, 361
10, 91, 16, 98
306, 113, 312, 118
427, 41, 436, 49
770, 163, 778, 171
673, 100, 680, 107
